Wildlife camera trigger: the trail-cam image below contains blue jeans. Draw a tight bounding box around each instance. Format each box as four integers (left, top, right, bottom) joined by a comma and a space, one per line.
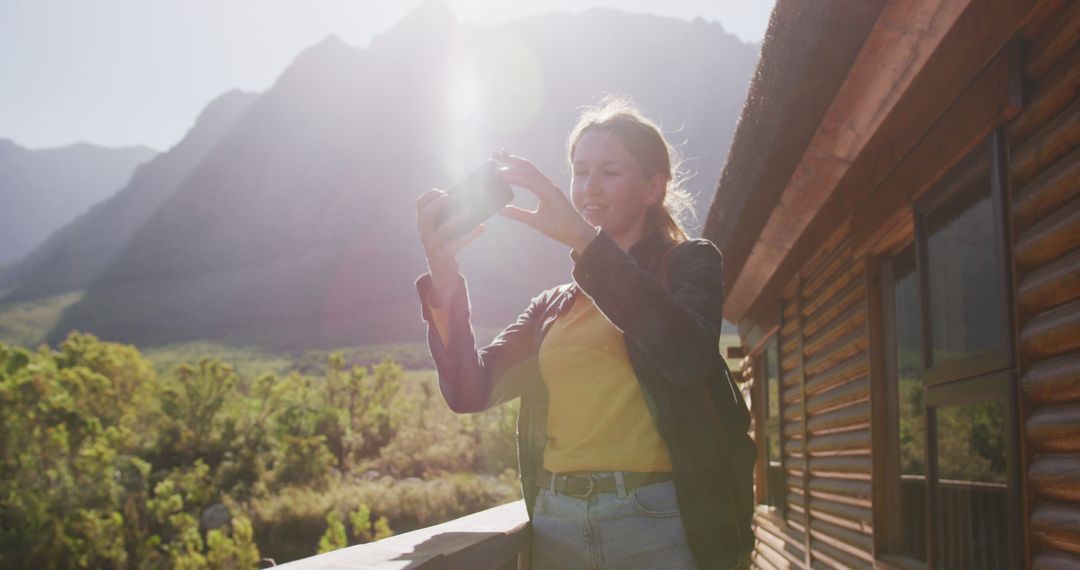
530, 477, 698, 569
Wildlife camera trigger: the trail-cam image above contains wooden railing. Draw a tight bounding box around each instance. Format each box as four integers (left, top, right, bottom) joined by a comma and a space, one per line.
273, 500, 530, 569
898, 476, 1008, 566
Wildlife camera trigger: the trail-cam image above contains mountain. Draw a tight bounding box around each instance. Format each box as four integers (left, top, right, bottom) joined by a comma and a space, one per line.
27, 3, 756, 349
0, 91, 258, 303
0, 139, 156, 266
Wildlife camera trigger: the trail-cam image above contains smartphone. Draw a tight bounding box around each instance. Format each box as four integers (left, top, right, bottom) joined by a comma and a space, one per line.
435, 159, 514, 238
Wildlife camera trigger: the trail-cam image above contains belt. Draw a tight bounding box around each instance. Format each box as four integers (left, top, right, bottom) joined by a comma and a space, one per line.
538, 470, 673, 498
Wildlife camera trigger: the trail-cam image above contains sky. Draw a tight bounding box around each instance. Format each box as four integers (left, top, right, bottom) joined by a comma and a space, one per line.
0, 0, 774, 152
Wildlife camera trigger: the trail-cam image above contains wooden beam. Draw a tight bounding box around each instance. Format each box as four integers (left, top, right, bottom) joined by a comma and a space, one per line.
705, 1, 886, 297
1024, 0, 1080, 80
724, 0, 1045, 323
849, 45, 1022, 253
723, 0, 972, 322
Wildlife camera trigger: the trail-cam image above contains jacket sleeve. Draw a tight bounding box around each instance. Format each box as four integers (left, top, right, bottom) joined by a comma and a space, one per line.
572, 230, 726, 387
415, 272, 545, 413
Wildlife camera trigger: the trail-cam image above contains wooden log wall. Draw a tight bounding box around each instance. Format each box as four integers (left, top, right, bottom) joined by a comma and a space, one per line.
748, 291, 810, 569
1009, 3, 1080, 566
749, 230, 874, 569
743, 4, 1080, 567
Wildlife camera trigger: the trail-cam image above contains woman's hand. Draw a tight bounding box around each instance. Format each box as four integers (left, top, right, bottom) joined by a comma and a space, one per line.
416, 189, 485, 306
493, 150, 599, 255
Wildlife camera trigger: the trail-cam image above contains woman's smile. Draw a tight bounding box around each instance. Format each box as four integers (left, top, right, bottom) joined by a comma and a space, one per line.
570, 129, 660, 249
581, 203, 609, 221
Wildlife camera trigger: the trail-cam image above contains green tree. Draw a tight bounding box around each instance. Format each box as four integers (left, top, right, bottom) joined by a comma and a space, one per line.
267, 373, 336, 489
322, 354, 402, 471
317, 511, 347, 553
157, 359, 241, 470
349, 503, 393, 543
0, 333, 158, 569
206, 516, 260, 569
0, 333, 517, 567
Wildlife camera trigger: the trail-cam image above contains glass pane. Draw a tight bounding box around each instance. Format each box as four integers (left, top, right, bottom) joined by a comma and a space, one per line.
766, 342, 780, 420
893, 252, 927, 561
766, 431, 780, 463
768, 467, 784, 509
925, 182, 1004, 366
935, 399, 1008, 568
759, 434, 783, 508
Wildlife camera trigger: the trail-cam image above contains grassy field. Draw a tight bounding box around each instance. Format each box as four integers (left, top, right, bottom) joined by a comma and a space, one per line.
0, 291, 83, 348
0, 289, 745, 379
142, 341, 436, 378
0, 290, 434, 376
143, 334, 744, 380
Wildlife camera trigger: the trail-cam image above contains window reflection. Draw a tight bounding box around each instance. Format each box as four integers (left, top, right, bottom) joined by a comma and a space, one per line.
880, 135, 1013, 567
925, 180, 1004, 367
761, 341, 783, 510
766, 343, 779, 421
766, 432, 780, 463
935, 399, 1008, 568
893, 249, 927, 561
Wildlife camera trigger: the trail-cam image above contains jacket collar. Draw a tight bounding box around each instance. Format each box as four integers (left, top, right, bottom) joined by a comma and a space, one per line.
568, 230, 676, 270
628, 231, 678, 271
562, 231, 677, 309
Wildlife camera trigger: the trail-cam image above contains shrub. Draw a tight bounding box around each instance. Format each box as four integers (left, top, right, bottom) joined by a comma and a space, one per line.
0, 335, 520, 567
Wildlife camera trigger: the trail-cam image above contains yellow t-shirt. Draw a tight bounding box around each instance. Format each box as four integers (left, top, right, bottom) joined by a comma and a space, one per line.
426, 288, 673, 473
539, 291, 672, 473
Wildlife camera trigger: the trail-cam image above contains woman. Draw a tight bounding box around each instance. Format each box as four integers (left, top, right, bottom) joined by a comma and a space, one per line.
415, 98, 754, 569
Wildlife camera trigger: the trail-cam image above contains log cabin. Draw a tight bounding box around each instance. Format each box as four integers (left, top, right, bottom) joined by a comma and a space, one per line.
704, 0, 1080, 568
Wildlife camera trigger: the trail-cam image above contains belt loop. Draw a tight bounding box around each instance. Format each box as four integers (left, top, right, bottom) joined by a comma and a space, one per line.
614, 471, 627, 499
549, 471, 557, 495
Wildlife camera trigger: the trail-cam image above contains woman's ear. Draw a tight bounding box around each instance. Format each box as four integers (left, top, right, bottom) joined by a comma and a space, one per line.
643, 173, 667, 207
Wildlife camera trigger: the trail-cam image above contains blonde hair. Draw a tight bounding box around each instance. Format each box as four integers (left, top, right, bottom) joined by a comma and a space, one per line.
567, 96, 693, 243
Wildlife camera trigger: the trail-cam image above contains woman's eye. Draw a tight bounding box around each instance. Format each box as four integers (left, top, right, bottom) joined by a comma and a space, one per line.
604, 170, 619, 176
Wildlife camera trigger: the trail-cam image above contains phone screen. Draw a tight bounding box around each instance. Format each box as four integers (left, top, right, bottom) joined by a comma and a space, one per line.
435, 159, 514, 238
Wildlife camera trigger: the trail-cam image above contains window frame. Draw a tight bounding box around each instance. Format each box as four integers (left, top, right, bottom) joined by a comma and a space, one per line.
874, 130, 1021, 569
753, 334, 785, 512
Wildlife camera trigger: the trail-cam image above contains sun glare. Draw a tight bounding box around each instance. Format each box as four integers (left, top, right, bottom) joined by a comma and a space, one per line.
444, 30, 544, 180
466, 31, 544, 133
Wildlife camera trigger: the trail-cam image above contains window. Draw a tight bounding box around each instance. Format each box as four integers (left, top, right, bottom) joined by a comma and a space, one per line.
929, 390, 1009, 568
756, 336, 783, 510
878, 133, 1018, 568
920, 155, 1009, 385
884, 247, 927, 560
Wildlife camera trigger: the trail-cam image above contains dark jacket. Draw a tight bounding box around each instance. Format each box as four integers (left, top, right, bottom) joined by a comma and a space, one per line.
415, 229, 756, 569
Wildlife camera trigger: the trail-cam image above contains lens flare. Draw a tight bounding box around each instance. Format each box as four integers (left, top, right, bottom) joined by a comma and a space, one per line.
466, 31, 544, 133
443, 29, 545, 181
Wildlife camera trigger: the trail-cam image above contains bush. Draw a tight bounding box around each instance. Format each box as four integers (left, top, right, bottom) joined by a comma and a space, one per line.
0, 336, 519, 567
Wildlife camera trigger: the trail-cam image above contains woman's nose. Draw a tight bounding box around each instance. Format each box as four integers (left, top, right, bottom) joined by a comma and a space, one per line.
584, 173, 603, 194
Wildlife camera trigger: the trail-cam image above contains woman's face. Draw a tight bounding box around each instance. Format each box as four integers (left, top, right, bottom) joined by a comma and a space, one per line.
571, 129, 664, 249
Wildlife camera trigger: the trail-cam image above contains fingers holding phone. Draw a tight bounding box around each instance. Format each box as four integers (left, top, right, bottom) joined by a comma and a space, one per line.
423, 158, 514, 249
418, 158, 514, 289
416, 189, 485, 274
492, 150, 597, 254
